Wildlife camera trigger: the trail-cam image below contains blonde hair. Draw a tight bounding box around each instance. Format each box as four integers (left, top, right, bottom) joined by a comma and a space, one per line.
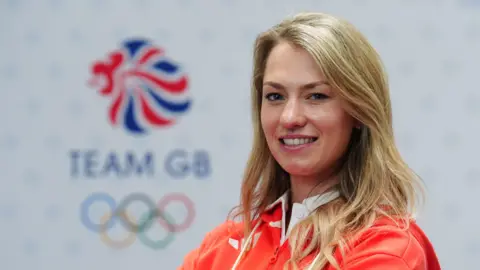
230, 12, 425, 269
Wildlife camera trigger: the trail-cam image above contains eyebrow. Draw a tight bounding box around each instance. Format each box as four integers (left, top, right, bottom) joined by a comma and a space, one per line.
262, 80, 329, 90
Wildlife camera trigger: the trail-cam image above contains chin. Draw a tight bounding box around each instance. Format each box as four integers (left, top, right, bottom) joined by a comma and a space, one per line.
279, 162, 318, 177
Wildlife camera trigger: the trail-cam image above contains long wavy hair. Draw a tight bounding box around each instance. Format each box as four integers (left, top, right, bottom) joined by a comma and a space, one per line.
229, 12, 425, 269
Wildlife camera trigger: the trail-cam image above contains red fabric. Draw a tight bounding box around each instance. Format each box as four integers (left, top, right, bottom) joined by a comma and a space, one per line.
178, 205, 441, 270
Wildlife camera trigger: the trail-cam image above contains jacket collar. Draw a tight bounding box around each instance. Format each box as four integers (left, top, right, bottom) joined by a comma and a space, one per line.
265, 191, 289, 211
262, 189, 341, 244
265, 189, 340, 212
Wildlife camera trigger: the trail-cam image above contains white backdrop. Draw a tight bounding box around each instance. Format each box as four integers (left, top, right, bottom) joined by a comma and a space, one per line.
1, 0, 479, 269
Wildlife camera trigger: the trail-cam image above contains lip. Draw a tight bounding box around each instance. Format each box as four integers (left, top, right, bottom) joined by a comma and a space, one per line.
279, 134, 317, 139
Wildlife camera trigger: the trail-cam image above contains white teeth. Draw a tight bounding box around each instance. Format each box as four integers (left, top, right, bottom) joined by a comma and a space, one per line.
283, 138, 315, 146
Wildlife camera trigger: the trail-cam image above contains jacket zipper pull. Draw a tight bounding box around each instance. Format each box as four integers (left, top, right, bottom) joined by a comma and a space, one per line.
269, 247, 280, 264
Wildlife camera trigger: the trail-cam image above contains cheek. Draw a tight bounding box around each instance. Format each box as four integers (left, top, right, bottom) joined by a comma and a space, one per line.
329, 116, 355, 148
261, 107, 277, 136
311, 109, 354, 138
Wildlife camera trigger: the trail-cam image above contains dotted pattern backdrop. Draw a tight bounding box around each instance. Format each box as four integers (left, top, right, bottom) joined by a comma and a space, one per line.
1, 1, 479, 270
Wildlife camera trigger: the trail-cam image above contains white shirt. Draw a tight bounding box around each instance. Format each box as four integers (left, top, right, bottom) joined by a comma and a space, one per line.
265, 190, 340, 244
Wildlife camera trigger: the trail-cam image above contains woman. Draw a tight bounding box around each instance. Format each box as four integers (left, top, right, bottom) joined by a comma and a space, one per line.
179, 12, 441, 270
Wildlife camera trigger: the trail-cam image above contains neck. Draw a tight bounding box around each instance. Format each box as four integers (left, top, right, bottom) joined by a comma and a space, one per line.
289, 174, 338, 203
283, 174, 339, 234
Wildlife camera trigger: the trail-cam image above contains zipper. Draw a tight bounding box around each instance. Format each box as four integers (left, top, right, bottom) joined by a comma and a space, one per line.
267, 246, 280, 269
269, 242, 288, 266
273, 246, 280, 257
270, 247, 279, 262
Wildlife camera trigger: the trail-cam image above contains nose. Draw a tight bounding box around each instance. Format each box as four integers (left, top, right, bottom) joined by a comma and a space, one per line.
279, 98, 307, 129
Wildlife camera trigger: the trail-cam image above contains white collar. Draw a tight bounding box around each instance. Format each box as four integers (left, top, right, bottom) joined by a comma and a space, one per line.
265, 189, 340, 212
265, 189, 340, 244
298, 190, 341, 212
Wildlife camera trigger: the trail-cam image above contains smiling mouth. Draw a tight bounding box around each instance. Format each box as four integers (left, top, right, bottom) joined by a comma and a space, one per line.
280, 137, 318, 146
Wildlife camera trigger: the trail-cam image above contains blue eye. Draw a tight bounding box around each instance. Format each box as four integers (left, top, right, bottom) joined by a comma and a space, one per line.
310, 93, 328, 100
265, 93, 283, 101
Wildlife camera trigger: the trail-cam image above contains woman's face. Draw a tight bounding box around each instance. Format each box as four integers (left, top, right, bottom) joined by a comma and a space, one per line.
261, 41, 356, 181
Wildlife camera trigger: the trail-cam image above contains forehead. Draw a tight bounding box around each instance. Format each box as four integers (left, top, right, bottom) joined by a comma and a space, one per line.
263, 41, 326, 85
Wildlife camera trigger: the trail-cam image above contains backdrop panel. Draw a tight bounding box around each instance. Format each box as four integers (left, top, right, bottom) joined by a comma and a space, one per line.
1, 1, 479, 269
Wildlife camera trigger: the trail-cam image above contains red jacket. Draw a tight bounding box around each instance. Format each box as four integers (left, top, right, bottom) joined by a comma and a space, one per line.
179, 195, 441, 269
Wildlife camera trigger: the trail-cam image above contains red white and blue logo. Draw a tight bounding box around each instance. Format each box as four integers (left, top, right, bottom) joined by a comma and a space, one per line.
88, 38, 191, 135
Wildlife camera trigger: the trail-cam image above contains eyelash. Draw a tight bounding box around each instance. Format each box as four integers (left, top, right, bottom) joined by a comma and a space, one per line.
264, 93, 329, 101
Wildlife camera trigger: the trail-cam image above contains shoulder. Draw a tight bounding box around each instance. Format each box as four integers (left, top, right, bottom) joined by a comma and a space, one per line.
351, 217, 423, 258
339, 217, 441, 270
178, 220, 244, 270
199, 220, 244, 249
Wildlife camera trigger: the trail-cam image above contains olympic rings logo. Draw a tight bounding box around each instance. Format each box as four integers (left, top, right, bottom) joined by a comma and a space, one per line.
80, 192, 195, 249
